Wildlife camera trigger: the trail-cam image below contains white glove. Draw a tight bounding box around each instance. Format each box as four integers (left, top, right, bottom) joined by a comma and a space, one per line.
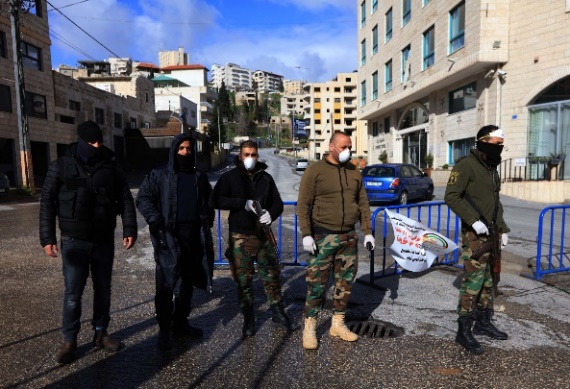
303, 236, 317, 255
471, 220, 489, 235
259, 210, 272, 225
364, 234, 375, 250
245, 200, 256, 213
501, 233, 508, 247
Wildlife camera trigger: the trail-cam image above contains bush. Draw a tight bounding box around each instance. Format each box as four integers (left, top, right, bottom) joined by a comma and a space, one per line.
441, 164, 449, 170
425, 153, 433, 168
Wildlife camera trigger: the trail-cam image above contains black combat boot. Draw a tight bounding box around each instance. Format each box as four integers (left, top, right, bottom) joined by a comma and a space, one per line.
242, 305, 255, 339
456, 316, 484, 354
473, 308, 508, 340
55, 340, 77, 364
157, 328, 173, 351
172, 320, 203, 338
93, 329, 123, 352
270, 302, 292, 331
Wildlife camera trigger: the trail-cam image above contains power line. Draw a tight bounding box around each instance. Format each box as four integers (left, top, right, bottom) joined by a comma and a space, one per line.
47, 0, 89, 12
45, 0, 121, 59
49, 29, 96, 61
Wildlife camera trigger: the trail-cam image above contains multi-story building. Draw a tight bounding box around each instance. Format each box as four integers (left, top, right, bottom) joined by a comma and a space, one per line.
357, 0, 570, 200
153, 64, 217, 133
0, 2, 157, 187
158, 46, 188, 68
211, 63, 252, 91
252, 70, 283, 93
280, 94, 307, 117
303, 72, 365, 161
283, 79, 306, 95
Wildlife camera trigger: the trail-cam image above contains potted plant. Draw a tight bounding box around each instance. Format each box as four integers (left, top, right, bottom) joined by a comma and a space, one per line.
424, 153, 434, 176
548, 153, 561, 166
378, 151, 388, 164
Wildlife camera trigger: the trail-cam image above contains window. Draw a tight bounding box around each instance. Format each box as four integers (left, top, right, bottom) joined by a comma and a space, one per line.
59, 114, 74, 124
423, 26, 435, 69
22, 41, 42, 71
25, 91, 46, 119
372, 71, 378, 100
449, 82, 477, 114
401, 45, 411, 83
129, 117, 137, 129
360, 39, 366, 66
385, 8, 393, 42
423, 0, 432, 6
372, 121, 379, 136
29, 0, 42, 17
114, 113, 122, 128
449, 137, 475, 163
449, 2, 465, 53
372, 24, 379, 55
95, 108, 105, 125
0, 84, 12, 112
402, 0, 411, 26
372, 0, 378, 14
0, 31, 6, 58
360, 80, 367, 107
360, 1, 366, 28
384, 116, 391, 133
69, 100, 80, 111
145, 92, 149, 103
385, 60, 393, 92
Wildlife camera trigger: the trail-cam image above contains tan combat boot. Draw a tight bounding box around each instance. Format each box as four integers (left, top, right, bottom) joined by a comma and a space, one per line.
302, 317, 318, 350
329, 313, 358, 342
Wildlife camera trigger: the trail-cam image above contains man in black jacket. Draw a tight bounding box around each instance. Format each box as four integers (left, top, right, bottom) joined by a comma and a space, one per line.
210, 140, 292, 338
136, 134, 214, 350
40, 121, 137, 364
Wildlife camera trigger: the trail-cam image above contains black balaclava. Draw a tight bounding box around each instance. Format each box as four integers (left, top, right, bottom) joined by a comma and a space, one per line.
476, 141, 503, 167
175, 138, 195, 173
76, 120, 104, 164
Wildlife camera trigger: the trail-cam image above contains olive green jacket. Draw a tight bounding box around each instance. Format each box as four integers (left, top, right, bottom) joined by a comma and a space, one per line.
297, 159, 372, 237
444, 149, 510, 233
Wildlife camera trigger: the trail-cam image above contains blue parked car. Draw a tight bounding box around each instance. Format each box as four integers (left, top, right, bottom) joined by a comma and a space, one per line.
361, 163, 434, 205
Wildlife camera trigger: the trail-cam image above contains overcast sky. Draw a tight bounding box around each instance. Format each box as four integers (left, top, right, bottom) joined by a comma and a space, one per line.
47, 0, 357, 83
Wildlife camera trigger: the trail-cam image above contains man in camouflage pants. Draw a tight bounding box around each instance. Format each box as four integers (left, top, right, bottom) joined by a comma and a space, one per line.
297, 132, 374, 350
210, 140, 292, 338
445, 125, 510, 354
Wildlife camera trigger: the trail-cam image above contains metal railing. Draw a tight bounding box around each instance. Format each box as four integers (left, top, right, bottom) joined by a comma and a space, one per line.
526, 204, 570, 280
499, 157, 565, 182
214, 201, 461, 283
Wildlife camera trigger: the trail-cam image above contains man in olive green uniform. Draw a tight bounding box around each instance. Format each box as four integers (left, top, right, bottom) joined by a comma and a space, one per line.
445, 125, 510, 354
297, 132, 374, 350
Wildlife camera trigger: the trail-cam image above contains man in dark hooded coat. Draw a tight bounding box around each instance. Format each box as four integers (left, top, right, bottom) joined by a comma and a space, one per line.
136, 134, 214, 350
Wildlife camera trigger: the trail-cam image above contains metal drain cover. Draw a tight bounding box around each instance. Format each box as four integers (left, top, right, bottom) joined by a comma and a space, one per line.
346, 319, 404, 338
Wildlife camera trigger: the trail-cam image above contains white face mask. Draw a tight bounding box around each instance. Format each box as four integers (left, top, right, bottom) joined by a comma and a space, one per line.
337, 148, 351, 164
243, 157, 256, 170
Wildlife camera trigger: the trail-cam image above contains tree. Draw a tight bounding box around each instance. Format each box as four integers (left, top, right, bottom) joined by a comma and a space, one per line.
218, 81, 232, 121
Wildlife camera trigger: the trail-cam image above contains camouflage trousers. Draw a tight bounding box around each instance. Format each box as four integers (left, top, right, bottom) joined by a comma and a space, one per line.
229, 232, 282, 309
304, 231, 358, 318
457, 230, 495, 316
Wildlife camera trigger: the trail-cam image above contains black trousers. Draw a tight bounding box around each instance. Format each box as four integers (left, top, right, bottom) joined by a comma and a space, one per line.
155, 223, 202, 329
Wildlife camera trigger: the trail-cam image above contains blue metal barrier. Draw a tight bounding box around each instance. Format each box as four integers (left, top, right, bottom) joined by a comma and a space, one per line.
214, 201, 461, 281
530, 204, 570, 280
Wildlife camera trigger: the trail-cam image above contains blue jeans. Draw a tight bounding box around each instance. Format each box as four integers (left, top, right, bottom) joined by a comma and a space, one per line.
61, 236, 115, 342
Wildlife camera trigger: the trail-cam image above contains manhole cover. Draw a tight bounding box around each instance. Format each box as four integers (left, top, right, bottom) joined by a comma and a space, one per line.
346, 319, 404, 338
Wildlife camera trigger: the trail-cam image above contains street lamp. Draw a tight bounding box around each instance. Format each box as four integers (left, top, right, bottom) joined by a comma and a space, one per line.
169, 108, 184, 133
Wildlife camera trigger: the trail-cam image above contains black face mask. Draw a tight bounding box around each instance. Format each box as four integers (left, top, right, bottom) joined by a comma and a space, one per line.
77, 138, 103, 164
476, 141, 504, 167
175, 154, 195, 172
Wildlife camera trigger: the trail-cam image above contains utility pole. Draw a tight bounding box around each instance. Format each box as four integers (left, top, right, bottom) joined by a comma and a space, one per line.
8, 0, 34, 191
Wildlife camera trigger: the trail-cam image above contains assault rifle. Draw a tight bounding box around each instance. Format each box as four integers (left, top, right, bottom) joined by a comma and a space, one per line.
252, 200, 280, 260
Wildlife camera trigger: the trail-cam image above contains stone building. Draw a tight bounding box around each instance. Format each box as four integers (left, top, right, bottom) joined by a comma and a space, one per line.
357, 0, 570, 201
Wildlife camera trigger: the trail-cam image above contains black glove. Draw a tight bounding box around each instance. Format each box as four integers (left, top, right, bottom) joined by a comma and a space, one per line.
149, 221, 167, 248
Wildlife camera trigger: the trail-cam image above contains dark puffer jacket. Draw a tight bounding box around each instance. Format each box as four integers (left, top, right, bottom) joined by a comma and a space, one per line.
39, 143, 137, 246
136, 134, 215, 293
209, 157, 283, 234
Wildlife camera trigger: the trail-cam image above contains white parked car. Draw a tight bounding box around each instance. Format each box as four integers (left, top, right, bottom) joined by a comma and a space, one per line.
295, 159, 309, 171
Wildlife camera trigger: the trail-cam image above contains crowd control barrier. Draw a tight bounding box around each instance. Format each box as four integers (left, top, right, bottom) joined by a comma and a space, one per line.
527, 204, 570, 280
214, 201, 461, 281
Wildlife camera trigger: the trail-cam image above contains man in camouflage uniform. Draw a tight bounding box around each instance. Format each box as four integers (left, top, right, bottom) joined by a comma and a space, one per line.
297, 132, 374, 350
210, 140, 292, 338
445, 125, 510, 354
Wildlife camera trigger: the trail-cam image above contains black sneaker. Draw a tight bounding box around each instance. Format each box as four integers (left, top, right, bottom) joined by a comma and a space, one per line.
157, 329, 173, 350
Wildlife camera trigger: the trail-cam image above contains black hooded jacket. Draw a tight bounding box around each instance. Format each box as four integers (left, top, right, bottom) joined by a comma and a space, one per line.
136, 134, 215, 293
39, 143, 137, 245
209, 156, 283, 234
